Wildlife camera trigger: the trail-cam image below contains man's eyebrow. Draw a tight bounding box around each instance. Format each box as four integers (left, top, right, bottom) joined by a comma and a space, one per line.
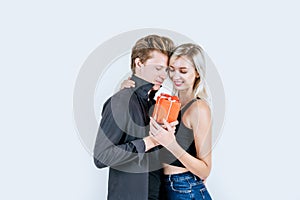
156, 65, 168, 68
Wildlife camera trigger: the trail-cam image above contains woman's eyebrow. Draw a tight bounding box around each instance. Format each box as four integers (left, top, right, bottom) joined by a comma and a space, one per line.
169, 65, 188, 69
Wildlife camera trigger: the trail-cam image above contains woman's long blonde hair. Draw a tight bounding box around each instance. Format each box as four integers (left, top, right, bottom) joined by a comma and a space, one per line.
170, 43, 211, 105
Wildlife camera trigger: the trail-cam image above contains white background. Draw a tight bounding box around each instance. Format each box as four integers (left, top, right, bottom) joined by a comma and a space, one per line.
1, 0, 299, 199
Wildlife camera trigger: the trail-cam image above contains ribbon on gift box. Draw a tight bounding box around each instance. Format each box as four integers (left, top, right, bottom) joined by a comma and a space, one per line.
152, 93, 181, 124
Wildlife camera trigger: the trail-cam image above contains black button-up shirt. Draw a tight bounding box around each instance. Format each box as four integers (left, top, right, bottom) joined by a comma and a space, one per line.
94, 75, 163, 200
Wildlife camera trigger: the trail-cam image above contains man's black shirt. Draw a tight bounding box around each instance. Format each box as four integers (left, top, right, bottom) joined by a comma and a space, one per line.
93, 75, 163, 200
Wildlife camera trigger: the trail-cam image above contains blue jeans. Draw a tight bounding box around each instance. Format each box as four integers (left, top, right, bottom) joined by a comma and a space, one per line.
164, 171, 212, 200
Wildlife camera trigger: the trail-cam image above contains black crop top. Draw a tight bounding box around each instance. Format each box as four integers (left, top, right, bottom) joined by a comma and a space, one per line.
159, 98, 199, 167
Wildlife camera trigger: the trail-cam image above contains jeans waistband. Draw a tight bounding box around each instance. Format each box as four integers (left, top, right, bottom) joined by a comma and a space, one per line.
164, 171, 202, 182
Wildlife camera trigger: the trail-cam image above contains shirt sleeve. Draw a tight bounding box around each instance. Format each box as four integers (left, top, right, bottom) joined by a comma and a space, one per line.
93, 98, 146, 169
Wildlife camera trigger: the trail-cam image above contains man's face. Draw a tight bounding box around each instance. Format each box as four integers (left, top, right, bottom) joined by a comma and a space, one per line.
135, 50, 169, 90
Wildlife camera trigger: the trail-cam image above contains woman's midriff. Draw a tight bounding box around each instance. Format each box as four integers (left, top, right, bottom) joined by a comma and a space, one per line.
163, 163, 189, 175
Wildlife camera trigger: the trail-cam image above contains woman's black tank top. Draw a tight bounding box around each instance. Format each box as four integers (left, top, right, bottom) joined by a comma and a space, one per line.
159, 98, 199, 167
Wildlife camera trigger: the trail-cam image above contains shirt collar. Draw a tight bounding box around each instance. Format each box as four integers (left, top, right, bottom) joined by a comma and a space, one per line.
131, 75, 158, 100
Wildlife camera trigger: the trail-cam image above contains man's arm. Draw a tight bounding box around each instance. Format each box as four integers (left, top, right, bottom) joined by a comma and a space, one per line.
93, 99, 147, 169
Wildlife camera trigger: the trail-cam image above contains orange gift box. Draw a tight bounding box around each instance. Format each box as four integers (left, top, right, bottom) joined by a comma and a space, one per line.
152, 93, 181, 124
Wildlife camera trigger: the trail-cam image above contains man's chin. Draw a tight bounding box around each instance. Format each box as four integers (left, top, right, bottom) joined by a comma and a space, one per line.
152, 84, 161, 90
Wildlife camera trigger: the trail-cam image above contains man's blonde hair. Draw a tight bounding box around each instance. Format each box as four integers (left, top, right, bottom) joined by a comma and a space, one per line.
131, 35, 174, 73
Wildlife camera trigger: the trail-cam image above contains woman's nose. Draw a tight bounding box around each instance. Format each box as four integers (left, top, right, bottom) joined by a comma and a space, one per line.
173, 71, 181, 79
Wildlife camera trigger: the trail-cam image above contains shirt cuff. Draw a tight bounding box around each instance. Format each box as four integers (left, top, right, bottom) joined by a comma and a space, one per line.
131, 139, 145, 165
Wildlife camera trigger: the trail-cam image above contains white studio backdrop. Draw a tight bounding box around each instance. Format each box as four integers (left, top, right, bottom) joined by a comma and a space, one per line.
1, 0, 300, 199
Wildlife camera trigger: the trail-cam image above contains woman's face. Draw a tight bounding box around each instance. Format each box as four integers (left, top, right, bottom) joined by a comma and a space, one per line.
168, 56, 199, 92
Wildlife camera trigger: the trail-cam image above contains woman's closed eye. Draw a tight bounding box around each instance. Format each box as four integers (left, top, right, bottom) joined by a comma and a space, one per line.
168, 66, 188, 74
180, 69, 188, 74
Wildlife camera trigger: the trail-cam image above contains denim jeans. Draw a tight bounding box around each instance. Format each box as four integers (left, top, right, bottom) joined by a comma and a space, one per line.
164, 171, 212, 200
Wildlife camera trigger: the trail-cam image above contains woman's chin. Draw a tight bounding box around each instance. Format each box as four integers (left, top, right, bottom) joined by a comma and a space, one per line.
173, 85, 182, 90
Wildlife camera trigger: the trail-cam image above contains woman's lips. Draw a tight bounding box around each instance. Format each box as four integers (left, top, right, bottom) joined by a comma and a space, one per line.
173, 80, 183, 87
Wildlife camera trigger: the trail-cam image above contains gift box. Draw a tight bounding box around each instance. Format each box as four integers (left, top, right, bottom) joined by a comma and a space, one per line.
152, 93, 181, 124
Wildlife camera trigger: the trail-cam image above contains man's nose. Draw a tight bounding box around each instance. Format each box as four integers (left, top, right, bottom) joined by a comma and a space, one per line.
160, 69, 167, 79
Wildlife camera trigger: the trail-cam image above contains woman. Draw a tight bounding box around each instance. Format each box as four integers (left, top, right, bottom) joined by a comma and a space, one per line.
122, 43, 213, 200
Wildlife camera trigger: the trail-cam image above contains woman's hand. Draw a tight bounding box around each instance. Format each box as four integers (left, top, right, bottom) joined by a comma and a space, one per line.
149, 117, 178, 147
161, 120, 178, 130
120, 77, 135, 89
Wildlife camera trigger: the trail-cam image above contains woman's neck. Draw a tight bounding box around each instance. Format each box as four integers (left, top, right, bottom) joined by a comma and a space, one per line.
178, 89, 194, 107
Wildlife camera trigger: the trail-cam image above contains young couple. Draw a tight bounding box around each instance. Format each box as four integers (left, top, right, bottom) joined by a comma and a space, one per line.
93, 35, 213, 200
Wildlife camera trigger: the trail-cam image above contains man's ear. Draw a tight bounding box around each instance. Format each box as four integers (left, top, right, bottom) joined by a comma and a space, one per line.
134, 58, 143, 70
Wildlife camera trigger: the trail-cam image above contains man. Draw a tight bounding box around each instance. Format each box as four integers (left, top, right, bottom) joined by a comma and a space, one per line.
93, 35, 175, 200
